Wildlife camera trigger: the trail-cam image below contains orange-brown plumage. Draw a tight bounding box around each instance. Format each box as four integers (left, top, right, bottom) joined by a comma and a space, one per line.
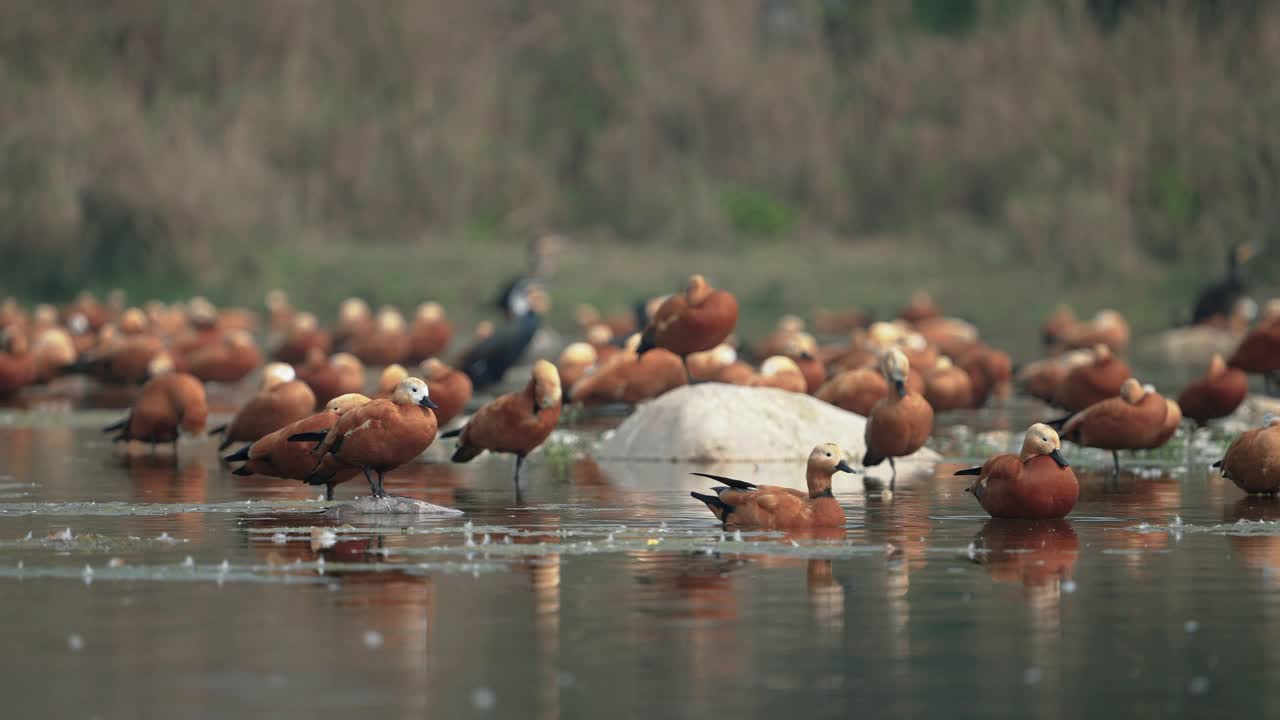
106, 371, 208, 446
226, 393, 370, 497
1217, 418, 1280, 494
863, 349, 934, 485
570, 344, 686, 405
816, 367, 888, 417
450, 361, 562, 488
1228, 317, 1280, 376
955, 343, 1012, 408
923, 357, 974, 412
298, 350, 365, 408
957, 424, 1078, 519
1052, 345, 1131, 412
419, 358, 472, 426
407, 302, 453, 362
306, 378, 439, 497
747, 356, 808, 393
0, 331, 36, 397
1177, 354, 1248, 426
638, 274, 738, 357
272, 313, 331, 365
1059, 378, 1169, 454
690, 443, 856, 529
556, 343, 598, 395
183, 331, 262, 384
215, 365, 316, 450
349, 307, 411, 366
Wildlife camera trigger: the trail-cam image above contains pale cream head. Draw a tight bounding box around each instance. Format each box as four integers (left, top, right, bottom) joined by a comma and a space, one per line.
294, 313, 318, 332
119, 308, 148, 334
559, 342, 597, 366
261, 362, 296, 389
415, 302, 444, 321
147, 352, 175, 377
880, 347, 910, 382
379, 364, 409, 393
391, 377, 431, 407
1019, 423, 1063, 462
783, 332, 818, 357
761, 356, 800, 376
532, 360, 563, 411
376, 307, 405, 331
266, 289, 288, 310
1207, 354, 1227, 377
331, 352, 363, 372
1120, 378, 1145, 403
419, 358, 450, 379
686, 274, 711, 303
585, 324, 613, 346
339, 298, 370, 321
807, 443, 856, 475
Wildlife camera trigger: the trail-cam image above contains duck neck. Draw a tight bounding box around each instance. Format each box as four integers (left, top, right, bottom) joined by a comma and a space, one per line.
806, 469, 834, 499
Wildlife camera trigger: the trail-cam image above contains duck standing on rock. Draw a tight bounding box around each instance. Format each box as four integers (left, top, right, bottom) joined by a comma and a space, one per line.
956, 424, 1078, 519
636, 274, 739, 380
298, 377, 439, 498
863, 348, 934, 490
443, 360, 563, 492
690, 443, 858, 529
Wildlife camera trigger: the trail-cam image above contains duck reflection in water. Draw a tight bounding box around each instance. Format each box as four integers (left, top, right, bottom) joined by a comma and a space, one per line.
972, 519, 1079, 639
1228, 496, 1280, 577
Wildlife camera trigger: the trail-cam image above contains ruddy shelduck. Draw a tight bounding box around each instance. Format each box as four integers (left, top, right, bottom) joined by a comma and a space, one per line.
746, 356, 809, 393
1215, 416, 1280, 494
272, 313, 331, 365
1053, 345, 1131, 412
300, 378, 439, 498
103, 361, 208, 449
407, 302, 453, 363
183, 330, 261, 384
298, 350, 365, 407
863, 349, 934, 489
636, 274, 739, 373
419, 358, 473, 426
446, 361, 563, 489
1055, 378, 1169, 474
690, 443, 858, 529
225, 393, 370, 499
210, 363, 316, 450
1177, 354, 1248, 427
923, 357, 973, 412
956, 424, 1078, 519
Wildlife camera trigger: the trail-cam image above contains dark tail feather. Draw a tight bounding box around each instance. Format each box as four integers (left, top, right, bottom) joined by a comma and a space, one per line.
1045, 413, 1075, 431
451, 444, 482, 463
208, 424, 228, 436
954, 466, 983, 476
690, 491, 729, 522
635, 327, 657, 355
689, 472, 757, 490
862, 450, 884, 467
1212, 459, 1222, 468
224, 444, 251, 463
231, 466, 254, 476
102, 416, 128, 434
440, 427, 463, 439
288, 431, 327, 443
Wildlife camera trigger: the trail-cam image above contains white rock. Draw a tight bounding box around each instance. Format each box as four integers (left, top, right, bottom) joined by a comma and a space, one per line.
326, 495, 464, 519
590, 384, 938, 485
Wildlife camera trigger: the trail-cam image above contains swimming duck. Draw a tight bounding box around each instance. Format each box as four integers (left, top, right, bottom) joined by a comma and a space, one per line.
956, 424, 1078, 519
459, 285, 549, 389
1177, 354, 1248, 427
863, 349, 934, 489
407, 302, 453, 363
690, 443, 858, 529
102, 356, 208, 449
1055, 378, 1169, 474
210, 363, 316, 450
636, 274, 739, 374
225, 393, 371, 499
418, 358, 473, 426
1052, 345, 1131, 412
923, 357, 973, 412
445, 361, 562, 490
301, 377, 439, 498
1215, 416, 1280, 494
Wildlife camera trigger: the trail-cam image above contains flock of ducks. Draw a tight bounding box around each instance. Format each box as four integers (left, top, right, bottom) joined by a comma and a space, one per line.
0, 240, 1278, 531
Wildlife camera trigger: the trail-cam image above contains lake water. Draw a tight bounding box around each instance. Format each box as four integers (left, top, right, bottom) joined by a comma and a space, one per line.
0, 384, 1275, 719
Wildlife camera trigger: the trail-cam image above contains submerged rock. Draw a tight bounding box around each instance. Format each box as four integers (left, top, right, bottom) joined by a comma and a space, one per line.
592, 383, 940, 466
326, 495, 463, 519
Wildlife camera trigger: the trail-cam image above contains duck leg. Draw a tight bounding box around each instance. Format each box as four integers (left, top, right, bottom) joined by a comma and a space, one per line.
325, 482, 335, 502
513, 454, 526, 487
1112, 450, 1120, 476
362, 467, 378, 497
375, 470, 386, 498
888, 457, 897, 492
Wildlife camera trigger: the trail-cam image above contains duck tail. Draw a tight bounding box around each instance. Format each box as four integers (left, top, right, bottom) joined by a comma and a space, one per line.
1212, 459, 1222, 468
440, 427, 463, 439
690, 491, 730, 522
102, 415, 128, 434
689, 472, 757, 490
231, 466, 254, 476
954, 466, 983, 476
223, 444, 252, 464
862, 450, 884, 467
208, 423, 228, 437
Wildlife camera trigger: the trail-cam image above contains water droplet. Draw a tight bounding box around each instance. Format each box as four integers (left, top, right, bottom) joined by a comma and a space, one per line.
1188, 676, 1210, 695
67, 634, 84, 651
271, 532, 287, 544
364, 630, 384, 649
1023, 667, 1042, 685
733, 530, 743, 542
81, 565, 93, 585
1185, 620, 1199, 633
219, 560, 230, 572
182, 556, 195, 568
471, 687, 497, 711
1062, 580, 1078, 594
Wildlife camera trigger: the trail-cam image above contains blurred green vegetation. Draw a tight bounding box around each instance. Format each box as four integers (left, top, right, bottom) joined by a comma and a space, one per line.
0, 0, 1277, 337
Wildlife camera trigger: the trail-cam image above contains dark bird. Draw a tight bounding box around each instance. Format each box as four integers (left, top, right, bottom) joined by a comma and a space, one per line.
1192, 242, 1255, 325
459, 285, 549, 390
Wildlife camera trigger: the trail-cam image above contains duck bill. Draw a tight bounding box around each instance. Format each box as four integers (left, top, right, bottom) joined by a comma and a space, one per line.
1049, 449, 1069, 468
835, 459, 856, 474
893, 377, 907, 397
420, 397, 440, 410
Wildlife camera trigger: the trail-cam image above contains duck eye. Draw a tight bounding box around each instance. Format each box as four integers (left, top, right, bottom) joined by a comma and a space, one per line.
825, 453, 832, 458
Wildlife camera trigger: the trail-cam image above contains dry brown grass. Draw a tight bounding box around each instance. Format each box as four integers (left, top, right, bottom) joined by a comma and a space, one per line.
0, 0, 1277, 307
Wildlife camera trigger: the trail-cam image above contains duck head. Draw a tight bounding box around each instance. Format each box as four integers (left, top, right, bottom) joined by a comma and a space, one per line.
378, 364, 409, 394
531, 360, 562, 415
783, 332, 818, 361
558, 342, 597, 367
685, 274, 713, 304
880, 348, 910, 397
261, 362, 296, 390
1020, 423, 1069, 468
415, 302, 445, 322
391, 377, 438, 410
1120, 378, 1146, 404
325, 393, 371, 414
808, 443, 857, 476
